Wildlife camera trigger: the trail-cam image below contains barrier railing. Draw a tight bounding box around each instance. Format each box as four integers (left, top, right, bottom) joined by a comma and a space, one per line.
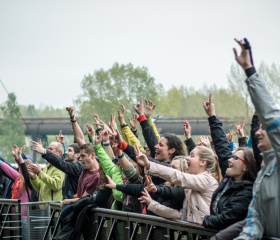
0, 199, 22, 239
21, 201, 60, 240
1, 199, 280, 240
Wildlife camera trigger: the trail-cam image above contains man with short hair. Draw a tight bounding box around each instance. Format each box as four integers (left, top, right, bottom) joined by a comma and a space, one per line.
29, 141, 65, 201
30, 141, 83, 198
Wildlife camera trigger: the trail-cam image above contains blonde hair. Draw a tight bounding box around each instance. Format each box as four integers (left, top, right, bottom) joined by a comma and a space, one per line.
171, 155, 189, 173
196, 146, 221, 182
165, 155, 188, 187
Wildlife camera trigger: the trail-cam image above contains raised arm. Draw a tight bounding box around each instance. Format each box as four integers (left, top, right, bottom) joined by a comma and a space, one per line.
66, 106, 85, 147
250, 113, 262, 171
203, 94, 232, 176
118, 104, 146, 153
235, 120, 248, 147
183, 120, 196, 154
134, 97, 158, 158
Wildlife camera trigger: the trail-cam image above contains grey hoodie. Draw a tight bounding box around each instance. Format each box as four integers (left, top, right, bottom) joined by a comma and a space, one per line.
235, 72, 280, 239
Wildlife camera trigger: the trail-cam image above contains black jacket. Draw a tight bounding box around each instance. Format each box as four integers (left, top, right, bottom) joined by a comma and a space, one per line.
116, 183, 184, 215
42, 151, 83, 197
203, 116, 254, 230
139, 119, 158, 159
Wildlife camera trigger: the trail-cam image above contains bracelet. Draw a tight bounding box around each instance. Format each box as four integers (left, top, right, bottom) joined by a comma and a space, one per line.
71, 120, 77, 122
63, 200, 65, 205
90, 137, 95, 141
103, 140, 110, 146
117, 153, 124, 158
147, 117, 152, 120
97, 126, 102, 129
70, 115, 75, 119
31, 176, 37, 180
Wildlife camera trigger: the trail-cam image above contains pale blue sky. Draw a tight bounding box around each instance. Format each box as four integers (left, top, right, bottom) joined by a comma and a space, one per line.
1, 0, 279, 109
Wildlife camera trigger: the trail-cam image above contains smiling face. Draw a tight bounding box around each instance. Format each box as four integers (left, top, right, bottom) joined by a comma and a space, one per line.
154, 137, 175, 162
226, 150, 247, 181
186, 148, 206, 174
255, 125, 272, 151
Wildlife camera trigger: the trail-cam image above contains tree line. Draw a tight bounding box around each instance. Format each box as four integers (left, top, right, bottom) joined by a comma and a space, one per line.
0, 61, 279, 162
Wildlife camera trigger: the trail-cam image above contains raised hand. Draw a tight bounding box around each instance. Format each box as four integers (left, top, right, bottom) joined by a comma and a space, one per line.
144, 99, 155, 118
226, 129, 233, 143
94, 131, 103, 146
26, 162, 37, 179
235, 120, 246, 138
134, 145, 150, 169
30, 140, 45, 155
134, 96, 145, 116
12, 145, 19, 160
111, 142, 122, 156
28, 163, 42, 175
110, 113, 118, 130
203, 94, 216, 117
18, 146, 26, 163
199, 136, 210, 148
66, 106, 74, 117
129, 113, 138, 131
182, 120, 191, 140
94, 114, 100, 128
95, 118, 112, 134
105, 175, 117, 189
86, 124, 95, 139
117, 105, 125, 126
56, 130, 64, 143
233, 38, 253, 70
109, 127, 123, 145
102, 130, 110, 142
138, 188, 152, 205
144, 175, 157, 193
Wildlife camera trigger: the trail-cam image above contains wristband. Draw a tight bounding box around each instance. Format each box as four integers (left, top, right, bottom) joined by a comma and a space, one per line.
31, 176, 37, 180
90, 137, 95, 141
117, 153, 124, 158
63, 200, 65, 205
137, 115, 147, 123
71, 120, 77, 122
147, 117, 151, 120
97, 126, 102, 129
103, 140, 110, 146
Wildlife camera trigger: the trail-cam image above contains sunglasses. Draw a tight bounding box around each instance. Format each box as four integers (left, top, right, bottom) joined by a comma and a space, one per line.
232, 155, 246, 164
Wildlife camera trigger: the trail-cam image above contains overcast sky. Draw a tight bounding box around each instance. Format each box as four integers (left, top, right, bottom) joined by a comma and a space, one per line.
1, 0, 280, 109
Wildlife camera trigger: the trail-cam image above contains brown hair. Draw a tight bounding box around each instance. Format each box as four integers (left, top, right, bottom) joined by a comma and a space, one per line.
162, 133, 186, 160
79, 143, 95, 155
235, 147, 257, 182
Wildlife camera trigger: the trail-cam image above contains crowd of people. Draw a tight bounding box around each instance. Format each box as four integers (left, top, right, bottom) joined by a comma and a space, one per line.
0, 39, 279, 240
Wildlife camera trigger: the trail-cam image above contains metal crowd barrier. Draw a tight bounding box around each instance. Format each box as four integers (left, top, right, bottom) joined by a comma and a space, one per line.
21, 201, 61, 240
0, 199, 22, 239
1, 199, 280, 240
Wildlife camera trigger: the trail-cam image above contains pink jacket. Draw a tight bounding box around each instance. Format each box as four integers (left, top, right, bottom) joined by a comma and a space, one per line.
0, 161, 31, 219
147, 162, 218, 223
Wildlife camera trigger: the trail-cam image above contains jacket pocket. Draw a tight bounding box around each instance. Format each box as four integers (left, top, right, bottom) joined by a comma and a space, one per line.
196, 205, 207, 215
260, 170, 277, 202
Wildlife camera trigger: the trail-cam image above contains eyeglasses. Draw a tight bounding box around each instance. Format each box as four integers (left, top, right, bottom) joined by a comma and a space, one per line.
232, 155, 246, 164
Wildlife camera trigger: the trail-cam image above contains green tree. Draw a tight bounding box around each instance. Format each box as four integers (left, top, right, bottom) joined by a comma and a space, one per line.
75, 62, 164, 123
0, 93, 26, 162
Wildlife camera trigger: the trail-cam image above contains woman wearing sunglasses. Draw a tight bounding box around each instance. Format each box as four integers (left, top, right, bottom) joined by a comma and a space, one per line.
201, 94, 258, 230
